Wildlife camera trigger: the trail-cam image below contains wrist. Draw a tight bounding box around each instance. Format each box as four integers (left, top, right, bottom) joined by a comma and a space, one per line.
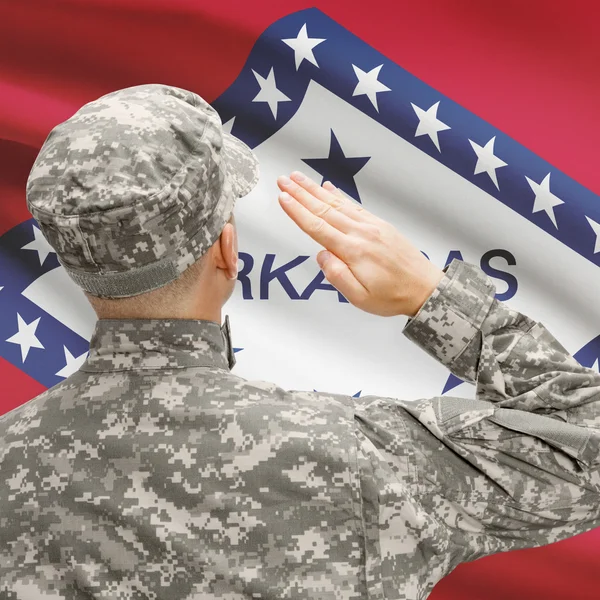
405, 266, 445, 317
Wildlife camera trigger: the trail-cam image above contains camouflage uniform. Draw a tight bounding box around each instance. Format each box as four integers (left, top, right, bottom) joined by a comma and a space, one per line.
2, 84, 600, 599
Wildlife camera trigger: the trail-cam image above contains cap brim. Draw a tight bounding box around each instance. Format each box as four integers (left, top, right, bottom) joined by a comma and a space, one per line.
222, 132, 260, 199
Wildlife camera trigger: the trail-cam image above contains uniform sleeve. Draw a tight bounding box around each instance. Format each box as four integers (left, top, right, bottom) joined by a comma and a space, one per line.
355, 259, 600, 570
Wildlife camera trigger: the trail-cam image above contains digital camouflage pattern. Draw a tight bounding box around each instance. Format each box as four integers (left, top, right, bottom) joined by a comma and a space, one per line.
1, 258, 600, 600
25, 84, 259, 299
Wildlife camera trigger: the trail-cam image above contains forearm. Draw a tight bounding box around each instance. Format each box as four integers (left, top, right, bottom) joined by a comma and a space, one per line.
403, 259, 600, 412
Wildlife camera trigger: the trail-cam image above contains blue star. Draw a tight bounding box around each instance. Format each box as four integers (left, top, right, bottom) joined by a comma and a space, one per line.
574, 334, 600, 370
302, 130, 370, 203
441, 373, 463, 395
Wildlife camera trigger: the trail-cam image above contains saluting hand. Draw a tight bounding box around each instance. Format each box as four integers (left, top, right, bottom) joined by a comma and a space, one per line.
276, 172, 444, 318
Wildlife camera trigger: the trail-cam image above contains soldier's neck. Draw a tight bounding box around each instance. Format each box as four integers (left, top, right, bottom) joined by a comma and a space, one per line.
92, 301, 222, 325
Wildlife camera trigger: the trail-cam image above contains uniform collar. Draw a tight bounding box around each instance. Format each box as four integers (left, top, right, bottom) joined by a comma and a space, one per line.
82, 315, 236, 373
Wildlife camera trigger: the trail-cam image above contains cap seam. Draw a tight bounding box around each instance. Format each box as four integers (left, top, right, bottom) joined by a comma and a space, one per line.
75, 214, 97, 267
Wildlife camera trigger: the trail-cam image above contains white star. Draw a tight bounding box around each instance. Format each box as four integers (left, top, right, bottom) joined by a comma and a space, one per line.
252, 68, 291, 119
56, 346, 89, 378
21, 224, 54, 265
222, 117, 235, 134
352, 64, 391, 112
593, 358, 600, 372
6, 314, 44, 362
585, 216, 600, 253
468, 136, 507, 189
282, 23, 325, 70
411, 101, 451, 152
525, 173, 564, 228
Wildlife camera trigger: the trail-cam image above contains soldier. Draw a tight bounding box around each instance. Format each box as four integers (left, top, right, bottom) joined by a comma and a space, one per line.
1, 83, 599, 600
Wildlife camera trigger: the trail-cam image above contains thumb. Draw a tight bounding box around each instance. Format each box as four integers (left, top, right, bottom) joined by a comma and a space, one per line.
316, 250, 366, 304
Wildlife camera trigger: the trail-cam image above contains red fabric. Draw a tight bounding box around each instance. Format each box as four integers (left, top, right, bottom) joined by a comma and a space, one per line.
0, 355, 46, 410
1, 1, 599, 598
2, 0, 600, 195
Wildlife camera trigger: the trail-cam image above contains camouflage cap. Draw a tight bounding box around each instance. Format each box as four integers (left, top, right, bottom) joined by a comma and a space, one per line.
26, 83, 259, 298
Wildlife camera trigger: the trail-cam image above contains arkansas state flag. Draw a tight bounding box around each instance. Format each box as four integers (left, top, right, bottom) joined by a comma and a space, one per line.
2, 1, 600, 599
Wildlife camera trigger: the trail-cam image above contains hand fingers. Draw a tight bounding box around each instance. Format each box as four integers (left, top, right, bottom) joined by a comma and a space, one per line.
322, 182, 361, 211
290, 172, 380, 224
322, 181, 346, 197
277, 176, 358, 234
278, 192, 351, 258
317, 250, 368, 304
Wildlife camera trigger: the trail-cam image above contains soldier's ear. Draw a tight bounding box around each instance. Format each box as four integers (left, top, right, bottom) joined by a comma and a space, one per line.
215, 222, 238, 280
